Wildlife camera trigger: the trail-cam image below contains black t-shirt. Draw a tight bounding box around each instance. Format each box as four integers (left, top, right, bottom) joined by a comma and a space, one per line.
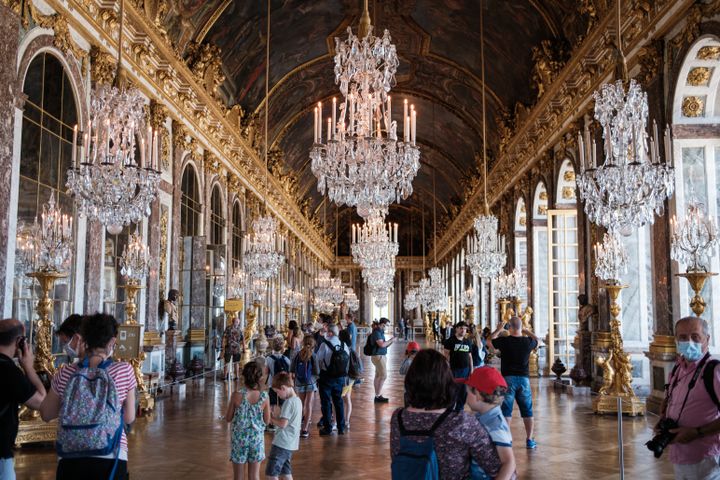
492, 336, 538, 377
443, 336, 473, 370
0, 353, 36, 458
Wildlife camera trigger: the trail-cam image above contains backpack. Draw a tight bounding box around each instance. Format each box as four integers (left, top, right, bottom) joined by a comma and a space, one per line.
323, 339, 350, 378
363, 334, 377, 356
295, 355, 314, 385
391, 408, 453, 480
668, 358, 720, 410
57, 359, 123, 461
271, 354, 290, 376
348, 349, 363, 379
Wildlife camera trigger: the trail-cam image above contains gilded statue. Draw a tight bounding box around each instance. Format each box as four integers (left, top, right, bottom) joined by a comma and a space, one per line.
185, 41, 225, 100
596, 350, 615, 396
520, 306, 534, 331
495, 109, 515, 155
244, 307, 257, 351
531, 40, 567, 99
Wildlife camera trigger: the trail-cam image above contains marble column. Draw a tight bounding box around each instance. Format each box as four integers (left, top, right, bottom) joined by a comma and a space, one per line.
82, 220, 104, 313
143, 198, 161, 345
0, 5, 20, 314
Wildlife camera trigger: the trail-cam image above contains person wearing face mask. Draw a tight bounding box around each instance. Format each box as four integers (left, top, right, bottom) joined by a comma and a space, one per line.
657, 316, 720, 479
55, 314, 84, 363
40, 313, 136, 480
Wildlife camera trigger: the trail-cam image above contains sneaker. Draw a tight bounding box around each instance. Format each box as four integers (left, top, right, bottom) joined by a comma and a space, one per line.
332, 423, 337, 431
316, 419, 325, 428
300, 430, 309, 438
338, 429, 346, 435
319, 428, 334, 436
346, 422, 350, 431
526, 438, 537, 449
374, 395, 389, 403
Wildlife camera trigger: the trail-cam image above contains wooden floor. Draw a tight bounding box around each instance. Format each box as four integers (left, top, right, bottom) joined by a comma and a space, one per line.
14, 339, 673, 479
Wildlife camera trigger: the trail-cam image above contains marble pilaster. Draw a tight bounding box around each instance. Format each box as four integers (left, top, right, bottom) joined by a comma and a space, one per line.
83, 220, 104, 313
144, 198, 161, 339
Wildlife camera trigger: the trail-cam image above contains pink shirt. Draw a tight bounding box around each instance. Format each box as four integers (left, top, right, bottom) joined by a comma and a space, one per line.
665, 355, 720, 465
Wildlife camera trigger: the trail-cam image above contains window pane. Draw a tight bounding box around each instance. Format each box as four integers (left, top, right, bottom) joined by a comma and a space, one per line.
682, 147, 707, 205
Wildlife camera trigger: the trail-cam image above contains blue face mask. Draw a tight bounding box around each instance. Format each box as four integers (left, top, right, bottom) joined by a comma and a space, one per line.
677, 341, 704, 362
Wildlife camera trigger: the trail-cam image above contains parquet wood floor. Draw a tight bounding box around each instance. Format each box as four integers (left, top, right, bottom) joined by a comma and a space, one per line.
13, 339, 673, 479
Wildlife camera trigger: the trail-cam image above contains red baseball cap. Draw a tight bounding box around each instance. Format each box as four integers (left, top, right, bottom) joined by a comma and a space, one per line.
406, 341, 421, 353
460, 366, 507, 395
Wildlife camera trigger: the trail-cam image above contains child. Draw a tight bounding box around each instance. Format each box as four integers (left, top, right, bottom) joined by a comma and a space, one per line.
226, 361, 270, 480
462, 366, 516, 480
399, 341, 420, 375
267, 372, 302, 480
290, 335, 319, 438
266, 337, 290, 432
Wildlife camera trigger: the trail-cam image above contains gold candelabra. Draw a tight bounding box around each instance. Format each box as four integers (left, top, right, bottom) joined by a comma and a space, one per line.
27, 271, 67, 379
593, 283, 645, 416
677, 270, 718, 316
123, 281, 154, 413
464, 305, 475, 325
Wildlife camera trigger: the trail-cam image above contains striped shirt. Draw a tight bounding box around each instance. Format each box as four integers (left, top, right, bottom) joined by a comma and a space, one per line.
51, 361, 136, 459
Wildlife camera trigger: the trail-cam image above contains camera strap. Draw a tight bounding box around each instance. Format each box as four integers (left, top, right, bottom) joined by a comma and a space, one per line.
667, 352, 711, 419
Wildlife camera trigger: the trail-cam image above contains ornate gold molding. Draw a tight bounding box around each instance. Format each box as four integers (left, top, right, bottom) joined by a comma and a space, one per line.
697, 46, 720, 60
687, 67, 712, 86
89, 45, 116, 85
682, 96, 705, 117
29, 2, 87, 61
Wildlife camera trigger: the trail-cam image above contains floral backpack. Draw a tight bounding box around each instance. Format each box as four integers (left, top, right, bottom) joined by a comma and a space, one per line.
56, 358, 123, 462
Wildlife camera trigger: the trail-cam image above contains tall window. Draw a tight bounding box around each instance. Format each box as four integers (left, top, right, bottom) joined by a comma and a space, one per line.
209, 185, 225, 245
514, 197, 528, 306
532, 182, 549, 357
180, 164, 201, 237
231, 201, 243, 269
102, 227, 131, 322
14, 53, 78, 348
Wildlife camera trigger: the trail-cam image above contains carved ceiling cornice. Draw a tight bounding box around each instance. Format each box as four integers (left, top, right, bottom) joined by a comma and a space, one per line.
430, 0, 695, 265
38, 0, 333, 264
334, 256, 427, 271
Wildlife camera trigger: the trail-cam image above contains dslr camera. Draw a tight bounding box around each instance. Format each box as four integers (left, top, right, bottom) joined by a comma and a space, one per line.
646, 417, 678, 458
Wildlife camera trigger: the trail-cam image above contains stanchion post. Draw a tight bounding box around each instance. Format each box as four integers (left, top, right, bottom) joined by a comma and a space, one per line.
617, 396, 625, 480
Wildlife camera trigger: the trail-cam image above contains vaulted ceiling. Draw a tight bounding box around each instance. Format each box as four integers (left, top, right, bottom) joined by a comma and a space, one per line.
161, 0, 588, 256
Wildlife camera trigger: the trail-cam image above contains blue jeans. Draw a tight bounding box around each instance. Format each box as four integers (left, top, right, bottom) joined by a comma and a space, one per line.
0, 458, 15, 480
452, 367, 471, 411
319, 375, 346, 432
501, 375, 533, 418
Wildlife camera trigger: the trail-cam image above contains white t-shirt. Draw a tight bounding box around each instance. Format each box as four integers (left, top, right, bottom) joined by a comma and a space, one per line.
272, 396, 302, 451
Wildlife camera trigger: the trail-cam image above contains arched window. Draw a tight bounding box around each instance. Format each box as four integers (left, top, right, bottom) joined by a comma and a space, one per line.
231, 200, 243, 269
180, 164, 201, 237
209, 185, 225, 245
14, 52, 78, 346
531, 182, 549, 371
514, 197, 528, 305
672, 36, 720, 347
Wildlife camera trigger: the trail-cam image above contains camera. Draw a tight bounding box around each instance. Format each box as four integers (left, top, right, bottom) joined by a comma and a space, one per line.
646, 417, 678, 458
17, 335, 26, 351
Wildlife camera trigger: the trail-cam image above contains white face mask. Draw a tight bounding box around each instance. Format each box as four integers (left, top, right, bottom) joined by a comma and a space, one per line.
63, 335, 78, 359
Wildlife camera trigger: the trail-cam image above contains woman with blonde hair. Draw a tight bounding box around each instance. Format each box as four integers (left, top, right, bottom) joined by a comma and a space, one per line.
289, 335, 319, 438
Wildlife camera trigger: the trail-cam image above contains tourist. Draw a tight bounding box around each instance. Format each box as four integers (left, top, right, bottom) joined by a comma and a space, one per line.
222, 314, 245, 381
266, 372, 302, 480
657, 316, 720, 479
462, 366, 517, 480
339, 329, 361, 431
403, 316, 411, 341
55, 314, 84, 363
489, 315, 539, 449
317, 324, 350, 435
313, 316, 330, 353
345, 314, 358, 352
266, 337, 290, 432
390, 349, 501, 479
399, 341, 420, 375
468, 323, 486, 370
290, 335, 319, 438
369, 317, 394, 403
226, 360, 270, 480
40, 313, 136, 479
443, 321, 474, 411
284, 321, 303, 360
0, 319, 46, 479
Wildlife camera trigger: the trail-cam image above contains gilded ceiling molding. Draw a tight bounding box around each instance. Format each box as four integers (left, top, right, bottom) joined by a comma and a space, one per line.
430, 0, 693, 262
637, 41, 662, 88
42, 0, 332, 263
28, 2, 88, 61
193, 0, 231, 44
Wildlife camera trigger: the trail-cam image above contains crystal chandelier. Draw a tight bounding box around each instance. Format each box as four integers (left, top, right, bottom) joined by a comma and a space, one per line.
25, 192, 74, 274
66, 0, 159, 235
426, 267, 447, 312
404, 287, 419, 310
314, 269, 344, 305
494, 272, 512, 300
14, 222, 38, 278
417, 277, 432, 310
505, 267, 527, 299
119, 230, 151, 284
671, 201, 719, 272
313, 294, 335, 315
594, 231, 629, 282
461, 286, 475, 307
351, 216, 399, 269
243, 216, 285, 280
344, 288, 360, 312
283, 287, 304, 310
309, 0, 420, 218
466, 215, 507, 279
228, 269, 247, 298
249, 277, 268, 302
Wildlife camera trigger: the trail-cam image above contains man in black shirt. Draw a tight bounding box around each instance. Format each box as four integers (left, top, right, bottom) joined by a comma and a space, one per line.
0, 319, 46, 477
443, 321, 473, 411
490, 315, 539, 449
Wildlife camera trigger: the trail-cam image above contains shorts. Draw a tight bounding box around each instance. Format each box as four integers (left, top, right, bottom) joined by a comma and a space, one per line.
224, 353, 241, 363
501, 375, 533, 418
295, 383, 317, 393
342, 378, 356, 397
371, 355, 387, 381
265, 444, 293, 477
674, 455, 720, 480
269, 389, 285, 407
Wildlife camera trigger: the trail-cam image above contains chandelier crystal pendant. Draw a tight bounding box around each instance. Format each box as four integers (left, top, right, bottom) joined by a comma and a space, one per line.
671, 201, 719, 272
309, 0, 420, 219
243, 216, 285, 280
66, 0, 159, 235
594, 231, 629, 282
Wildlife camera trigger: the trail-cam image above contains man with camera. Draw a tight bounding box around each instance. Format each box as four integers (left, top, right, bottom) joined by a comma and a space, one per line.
0, 319, 46, 479
654, 316, 720, 479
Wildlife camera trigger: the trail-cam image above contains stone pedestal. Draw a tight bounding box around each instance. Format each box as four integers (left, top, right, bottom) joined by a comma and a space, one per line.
590, 331, 612, 392
165, 330, 185, 372
644, 334, 677, 415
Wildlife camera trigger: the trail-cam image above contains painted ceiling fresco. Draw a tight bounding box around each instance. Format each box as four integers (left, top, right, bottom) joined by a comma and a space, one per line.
161, 0, 587, 255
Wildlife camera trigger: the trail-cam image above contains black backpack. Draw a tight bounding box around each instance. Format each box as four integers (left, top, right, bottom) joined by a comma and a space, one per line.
363, 334, 377, 356
348, 349, 363, 379
668, 358, 720, 410
323, 340, 350, 378
271, 354, 290, 376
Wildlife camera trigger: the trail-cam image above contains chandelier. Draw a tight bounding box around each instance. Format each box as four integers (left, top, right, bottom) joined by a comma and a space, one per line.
243, 215, 285, 280
494, 272, 512, 300
314, 269, 344, 305
505, 267, 527, 299
119, 230, 151, 284
425, 267, 446, 312
466, 215, 507, 279
309, 1, 420, 218
283, 288, 304, 310
594, 231, 629, 282
249, 277, 268, 302
671, 201, 719, 272
404, 287, 419, 310
344, 288, 360, 312
313, 294, 335, 315
66, 0, 159, 235
351, 216, 399, 268
228, 269, 247, 298
22, 192, 74, 274
461, 286, 475, 307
